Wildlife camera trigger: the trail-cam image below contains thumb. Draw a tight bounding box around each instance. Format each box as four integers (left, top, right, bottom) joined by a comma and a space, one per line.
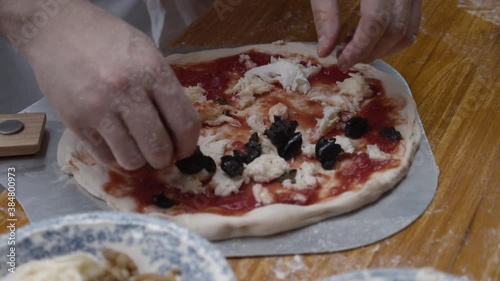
311, 0, 341, 57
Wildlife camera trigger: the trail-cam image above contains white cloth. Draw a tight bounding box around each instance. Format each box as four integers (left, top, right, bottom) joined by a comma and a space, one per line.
145, 0, 213, 47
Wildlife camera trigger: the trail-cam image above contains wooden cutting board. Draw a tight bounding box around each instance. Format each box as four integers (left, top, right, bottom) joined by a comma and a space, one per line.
0, 113, 46, 157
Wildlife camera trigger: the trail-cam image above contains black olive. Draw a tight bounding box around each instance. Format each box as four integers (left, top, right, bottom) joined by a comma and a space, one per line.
244, 149, 261, 163
315, 137, 342, 170
265, 117, 298, 145
321, 161, 336, 170
233, 150, 247, 162
233, 133, 262, 164
380, 127, 402, 141
278, 132, 303, 160
246, 132, 260, 148
203, 156, 216, 174
244, 132, 262, 163
175, 147, 205, 174
345, 117, 369, 139
175, 147, 216, 175
221, 155, 244, 177
152, 194, 176, 209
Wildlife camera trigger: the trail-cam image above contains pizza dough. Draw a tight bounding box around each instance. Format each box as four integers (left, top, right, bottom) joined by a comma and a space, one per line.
57, 43, 421, 240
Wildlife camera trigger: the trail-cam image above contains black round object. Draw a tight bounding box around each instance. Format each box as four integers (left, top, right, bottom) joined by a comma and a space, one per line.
221, 155, 244, 177
278, 132, 303, 160
175, 147, 205, 174
244, 149, 261, 163
152, 194, 176, 209
0, 119, 24, 135
265, 117, 298, 145
321, 161, 336, 170
380, 127, 402, 141
345, 117, 369, 139
233, 150, 247, 163
315, 137, 342, 170
244, 133, 262, 163
203, 156, 217, 174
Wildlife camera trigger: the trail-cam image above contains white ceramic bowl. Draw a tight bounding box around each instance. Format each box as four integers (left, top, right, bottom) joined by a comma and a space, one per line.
0, 212, 235, 281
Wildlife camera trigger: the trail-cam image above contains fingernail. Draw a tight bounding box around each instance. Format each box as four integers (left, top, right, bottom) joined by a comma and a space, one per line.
123, 154, 146, 171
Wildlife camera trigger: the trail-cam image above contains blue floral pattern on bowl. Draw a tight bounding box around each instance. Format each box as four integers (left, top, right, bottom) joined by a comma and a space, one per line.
0, 212, 235, 281
320, 268, 470, 281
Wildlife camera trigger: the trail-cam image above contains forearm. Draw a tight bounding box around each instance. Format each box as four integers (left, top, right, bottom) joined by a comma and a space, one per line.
0, 0, 89, 53
0, 1, 39, 36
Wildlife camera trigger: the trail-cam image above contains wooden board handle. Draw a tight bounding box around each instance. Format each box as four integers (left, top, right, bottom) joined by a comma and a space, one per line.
0, 113, 47, 157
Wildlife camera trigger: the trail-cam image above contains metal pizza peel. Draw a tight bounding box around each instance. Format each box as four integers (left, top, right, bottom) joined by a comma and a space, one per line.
0, 45, 439, 257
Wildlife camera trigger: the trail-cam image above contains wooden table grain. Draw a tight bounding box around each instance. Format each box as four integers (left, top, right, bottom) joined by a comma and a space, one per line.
1, 0, 499, 280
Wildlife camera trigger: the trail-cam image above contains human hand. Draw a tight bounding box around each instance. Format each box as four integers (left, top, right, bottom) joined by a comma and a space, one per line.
311, 0, 422, 71
20, 1, 200, 170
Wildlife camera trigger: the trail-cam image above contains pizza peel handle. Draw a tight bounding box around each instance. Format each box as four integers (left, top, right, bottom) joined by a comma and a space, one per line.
0, 113, 46, 157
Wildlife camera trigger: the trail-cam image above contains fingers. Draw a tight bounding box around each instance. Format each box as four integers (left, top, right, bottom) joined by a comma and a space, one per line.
78, 64, 199, 170
364, 0, 413, 61
98, 116, 146, 170
311, 0, 341, 57
151, 66, 201, 160
120, 87, 174, 169
74, 128, 116, 166
337, 0, 391, 71
90, 141, 115, 166
383, 0, 422, 57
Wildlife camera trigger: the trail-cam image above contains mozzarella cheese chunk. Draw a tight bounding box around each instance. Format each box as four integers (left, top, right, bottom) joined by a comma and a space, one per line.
205, 115, 241, 127
231, 76, 272, 109
268, 102, 289, 122
301, 139, 316, 158
367, 144, 391, 160
310, 91, 358, 113
314, 106, 342, 139
302, 60, 322, 77
245, 59, 320, 94
252, 183, 274, 205
283, 162, 319, 190
200, 139, 230, 164
247, 112, 267, 134
337, 73, 371, 106
335, 135, 355, 154
164, 169, 210, 195
2, 253, 105, 281
291, 193, 307, 203
184, 84, 207, 103
245, 154, 290, 183
198, 131, 224, 146
309, 73, 371, 114
210, 167, 244, 196
239, 53, 257, 69
260, 134, 278, 154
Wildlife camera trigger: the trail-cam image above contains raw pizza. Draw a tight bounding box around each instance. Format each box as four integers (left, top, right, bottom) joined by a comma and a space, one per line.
58, 42, 422, 240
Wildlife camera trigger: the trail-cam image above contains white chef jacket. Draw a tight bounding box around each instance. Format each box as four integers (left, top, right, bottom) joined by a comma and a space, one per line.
145, 0, 213, 47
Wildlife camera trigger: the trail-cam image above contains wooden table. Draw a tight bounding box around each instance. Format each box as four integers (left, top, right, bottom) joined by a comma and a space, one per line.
1, 0, 499, 280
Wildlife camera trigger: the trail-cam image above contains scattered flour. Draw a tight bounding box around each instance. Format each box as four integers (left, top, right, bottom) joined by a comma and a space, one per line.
272, 255, 310, 281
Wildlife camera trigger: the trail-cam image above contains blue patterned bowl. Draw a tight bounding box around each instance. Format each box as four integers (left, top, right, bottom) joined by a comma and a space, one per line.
0, 212, 235, 281
321, 268, 470, 281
